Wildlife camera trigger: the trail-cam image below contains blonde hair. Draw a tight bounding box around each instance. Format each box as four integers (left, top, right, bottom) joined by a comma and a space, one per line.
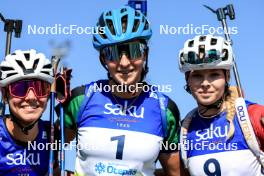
224, 86, 239, 139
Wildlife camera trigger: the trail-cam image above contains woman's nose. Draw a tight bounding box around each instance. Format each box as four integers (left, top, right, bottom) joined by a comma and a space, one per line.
119, 53, 131, 68
25, 88, 37, 100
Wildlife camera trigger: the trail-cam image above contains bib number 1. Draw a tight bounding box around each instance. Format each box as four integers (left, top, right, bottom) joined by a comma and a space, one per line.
203, 158, 221, 176
111, 135, 125, 160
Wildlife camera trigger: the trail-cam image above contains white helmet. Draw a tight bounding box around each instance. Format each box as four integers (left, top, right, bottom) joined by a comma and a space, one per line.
0, 49, 54, 87
179, 35, 233, 73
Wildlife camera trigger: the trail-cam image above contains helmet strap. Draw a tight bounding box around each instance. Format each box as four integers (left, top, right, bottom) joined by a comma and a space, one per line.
141, 47, 149, 82
9, 111, 39, 135
198, 82, 230, 116
184, 84, 192, 94
198, 98, 224, 115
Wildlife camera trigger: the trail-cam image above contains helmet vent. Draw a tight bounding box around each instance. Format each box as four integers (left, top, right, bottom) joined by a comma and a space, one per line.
99, 32, 107, 39
106, 19, 116, 35
188, 52, 196, 64
143, 18, 149, 30
121, 15, 128, 33
93, 36, 99, 43
135, 10, 140, 17
211, 38, 217, 45
222, 49, 228, 61
208, 49, 217, 60
33, 59, 39, 70
16, 59, 34, 75
24, 69, 34, 74
199, 36, 206, 42
41, 71, 50, 75
6, 73, 17, 78
43, 63, 52, 69
198, 45, 205, 59
98, 15, 108, 39
188, 40, 194, 47
106, 11, 112, 16
132, 19, 140, 32
0, 66, 14, 71
15, 60, 26, 71
142, 16, 145, 23
180, 52, 184, 65
24, 53, 30, 61
98, 15, 105, 27
120, 8, 127, 13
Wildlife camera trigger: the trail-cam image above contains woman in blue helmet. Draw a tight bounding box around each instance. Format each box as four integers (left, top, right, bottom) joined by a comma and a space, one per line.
61, 6, 181, 176
0, 49, 57, 176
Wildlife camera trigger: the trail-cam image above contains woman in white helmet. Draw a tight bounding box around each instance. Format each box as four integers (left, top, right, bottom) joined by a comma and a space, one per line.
0, 49, 55, 176
178, 35, 264, 176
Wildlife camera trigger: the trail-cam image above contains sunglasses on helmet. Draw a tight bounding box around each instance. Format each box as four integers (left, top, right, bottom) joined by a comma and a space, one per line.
181, 49, 228, 65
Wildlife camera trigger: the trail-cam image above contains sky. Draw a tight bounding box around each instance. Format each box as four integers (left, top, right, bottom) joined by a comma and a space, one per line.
1, 0, 264, 172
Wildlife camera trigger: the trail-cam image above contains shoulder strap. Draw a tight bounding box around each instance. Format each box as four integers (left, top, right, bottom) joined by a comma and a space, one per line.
77, 82, 95, 122
149, 85, 168, 138
180, 108, 197, 169
235, 98, 264, 168
155, 90, 168, 138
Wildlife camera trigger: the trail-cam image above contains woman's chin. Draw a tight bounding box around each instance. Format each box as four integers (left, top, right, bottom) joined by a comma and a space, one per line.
197, 98, 216, 106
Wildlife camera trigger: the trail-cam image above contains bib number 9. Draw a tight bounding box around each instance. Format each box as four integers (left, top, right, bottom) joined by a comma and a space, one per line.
203, 158, 221, 176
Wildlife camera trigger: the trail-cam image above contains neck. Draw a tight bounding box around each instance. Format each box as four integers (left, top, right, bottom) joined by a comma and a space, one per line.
198, 103, 225, 118
109, 80, 143, 99
5, 116, 39, 142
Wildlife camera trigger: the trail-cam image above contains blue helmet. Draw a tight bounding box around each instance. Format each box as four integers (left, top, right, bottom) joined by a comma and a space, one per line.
93, 6, 152, 50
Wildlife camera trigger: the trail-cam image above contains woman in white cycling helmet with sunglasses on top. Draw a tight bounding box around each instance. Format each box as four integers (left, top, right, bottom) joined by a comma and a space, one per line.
178, 35, 264, 176
0, 49, 55, 176
59, 5, 181, 176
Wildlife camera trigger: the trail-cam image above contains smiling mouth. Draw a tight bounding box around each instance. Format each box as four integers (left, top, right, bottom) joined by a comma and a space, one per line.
118, 70, 133, 75
198, 92, 214, 98
21, 105, 39, 109
199, 91, 214, 94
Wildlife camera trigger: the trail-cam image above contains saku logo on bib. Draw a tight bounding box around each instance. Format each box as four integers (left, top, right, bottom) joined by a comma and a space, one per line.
104, 101, 145, 118
195, 124, 228, 142
6, 149, 40, 166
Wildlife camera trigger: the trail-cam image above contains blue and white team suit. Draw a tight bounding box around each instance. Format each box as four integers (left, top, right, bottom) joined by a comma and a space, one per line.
180, 101, 264, 176
0, 117, 50, 176
62, 80, 180, 176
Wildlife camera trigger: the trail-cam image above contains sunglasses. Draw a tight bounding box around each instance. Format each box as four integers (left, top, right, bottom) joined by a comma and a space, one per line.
181, 49, 227, 65
101, 42, 147, 62
8, 79, 51, 98
55, 68, 72, 103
